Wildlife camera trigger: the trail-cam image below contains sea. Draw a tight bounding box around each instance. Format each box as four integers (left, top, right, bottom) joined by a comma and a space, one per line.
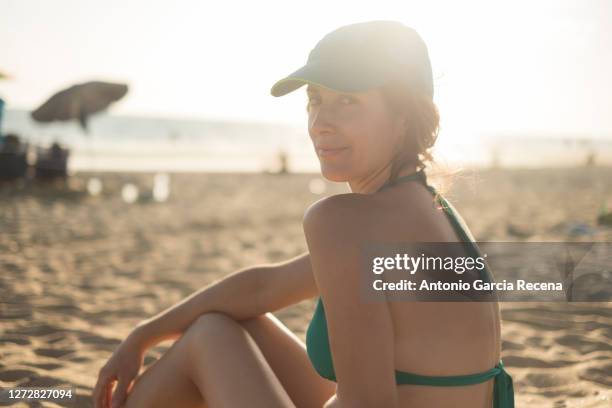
2, 109, 611, 173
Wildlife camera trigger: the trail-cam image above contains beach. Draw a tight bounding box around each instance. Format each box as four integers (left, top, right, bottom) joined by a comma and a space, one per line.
1, 167, 611, 407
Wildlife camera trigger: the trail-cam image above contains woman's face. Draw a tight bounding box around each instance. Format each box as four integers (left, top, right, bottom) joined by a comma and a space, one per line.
306, 84, 405, 183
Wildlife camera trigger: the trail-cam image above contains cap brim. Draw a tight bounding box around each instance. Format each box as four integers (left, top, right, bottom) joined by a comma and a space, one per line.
270, 61, 382, 97
270, 76, 310, 97
270, 63, 332, 97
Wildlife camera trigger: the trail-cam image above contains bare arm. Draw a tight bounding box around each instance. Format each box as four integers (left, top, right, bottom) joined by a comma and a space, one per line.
132, 252, 317, 350
304, 195, 400, 408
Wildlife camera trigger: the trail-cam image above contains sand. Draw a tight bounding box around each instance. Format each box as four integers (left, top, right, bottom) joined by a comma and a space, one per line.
1, 167, 611, 407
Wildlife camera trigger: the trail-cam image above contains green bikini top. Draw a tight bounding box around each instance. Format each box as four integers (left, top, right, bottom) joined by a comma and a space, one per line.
305, 170, 515, 408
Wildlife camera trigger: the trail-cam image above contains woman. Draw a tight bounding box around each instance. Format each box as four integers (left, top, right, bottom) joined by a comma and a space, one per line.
94, 20, 513, 408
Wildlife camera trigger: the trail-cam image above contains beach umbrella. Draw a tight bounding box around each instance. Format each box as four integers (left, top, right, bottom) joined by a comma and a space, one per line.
31, 81, 128, 132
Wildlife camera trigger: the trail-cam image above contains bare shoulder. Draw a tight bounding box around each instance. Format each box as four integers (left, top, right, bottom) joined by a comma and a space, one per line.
302, 193, 377, 238
303, 185, 451, 250
301, 193, 382, 285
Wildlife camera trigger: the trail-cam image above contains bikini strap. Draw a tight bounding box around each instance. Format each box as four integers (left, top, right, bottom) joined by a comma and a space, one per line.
394, 361, 514, 408
377, 169, 428, 193
377, 170, 494, 284
377, 170, 473, 241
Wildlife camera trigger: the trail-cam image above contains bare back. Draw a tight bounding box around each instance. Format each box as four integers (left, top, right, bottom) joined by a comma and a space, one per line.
365, 181, 501, 407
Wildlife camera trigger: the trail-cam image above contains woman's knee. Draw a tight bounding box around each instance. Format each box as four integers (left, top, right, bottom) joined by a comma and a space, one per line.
184, 312, 240, 344
195, 311, 236, 326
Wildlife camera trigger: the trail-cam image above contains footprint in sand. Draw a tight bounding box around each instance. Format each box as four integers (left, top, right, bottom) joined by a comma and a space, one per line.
26, 362, 63, 371
578, 363, 612, 387
524, 372, 571, 388
540, 388, 590, 398
9, 323, 58, 337
34, 347, 75, 359
556, 334, 612, 354
0, 335, 30, 346
501, 340, 525, 351
524, 336, 545, 347
0, 305, 32, 319
0, 368, 36, 382
78, 334, 120, 346
77, 334, 121, 352
503, 354, 575, 368
67, 355, 91, 363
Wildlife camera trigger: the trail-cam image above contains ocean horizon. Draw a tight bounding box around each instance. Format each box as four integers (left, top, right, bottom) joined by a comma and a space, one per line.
3, 109, 612, 173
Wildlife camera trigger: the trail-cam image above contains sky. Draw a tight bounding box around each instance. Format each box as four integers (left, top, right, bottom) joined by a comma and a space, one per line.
1, 0, 611, 138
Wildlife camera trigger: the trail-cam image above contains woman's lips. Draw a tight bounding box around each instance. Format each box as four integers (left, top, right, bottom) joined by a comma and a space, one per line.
317, 147, 349, 158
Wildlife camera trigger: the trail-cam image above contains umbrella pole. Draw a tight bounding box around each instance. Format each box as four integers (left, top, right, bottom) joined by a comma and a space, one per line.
85, 127, 103, 196
88, 131, 96, 172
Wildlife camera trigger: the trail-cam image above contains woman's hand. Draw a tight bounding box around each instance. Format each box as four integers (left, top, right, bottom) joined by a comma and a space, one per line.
93, 328, 147, 408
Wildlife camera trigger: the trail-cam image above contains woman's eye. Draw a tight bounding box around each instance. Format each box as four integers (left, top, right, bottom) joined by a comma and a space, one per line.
306, 95, 354, 108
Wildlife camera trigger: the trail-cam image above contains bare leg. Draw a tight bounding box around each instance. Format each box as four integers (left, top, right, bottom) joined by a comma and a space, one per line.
123, 312, 334, 408
240, 313, 336, 408
122, 328, 206, 408
184, 312, 295, 408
